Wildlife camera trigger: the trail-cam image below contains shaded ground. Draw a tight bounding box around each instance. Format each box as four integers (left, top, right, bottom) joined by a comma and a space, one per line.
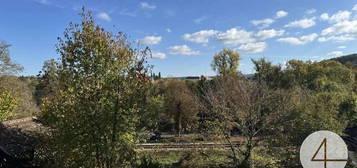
0, 117, 45, 167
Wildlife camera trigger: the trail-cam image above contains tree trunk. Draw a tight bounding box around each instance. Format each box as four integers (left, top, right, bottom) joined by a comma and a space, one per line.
175, 102, 182, 137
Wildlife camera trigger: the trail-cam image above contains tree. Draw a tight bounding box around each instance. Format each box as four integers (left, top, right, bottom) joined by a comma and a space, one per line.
199, 76, 295, 167
39, 10, 150, 167
211, 49, 240, 76
0, 41, 23, 75
0, 41, 36, 118
35, 59, 60, 105
252, 59, 288, 89
137, 82, 165, 132
253, 59, 355, 92
252, 59, 357, 167
164, 79, 198, 136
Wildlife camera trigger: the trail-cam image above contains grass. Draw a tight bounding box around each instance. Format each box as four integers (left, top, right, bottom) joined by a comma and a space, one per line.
138, 149, 231, 167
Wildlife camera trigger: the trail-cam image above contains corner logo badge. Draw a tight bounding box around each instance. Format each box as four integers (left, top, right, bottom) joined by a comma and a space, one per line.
300, 130, 348, 168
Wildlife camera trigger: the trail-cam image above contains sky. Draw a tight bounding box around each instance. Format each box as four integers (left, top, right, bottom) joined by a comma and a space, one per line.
1, 0, 357, 77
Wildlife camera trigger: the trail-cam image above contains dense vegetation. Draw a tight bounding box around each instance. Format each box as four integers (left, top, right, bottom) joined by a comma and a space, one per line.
332, 54, 357, 67
1, 10, 357, 168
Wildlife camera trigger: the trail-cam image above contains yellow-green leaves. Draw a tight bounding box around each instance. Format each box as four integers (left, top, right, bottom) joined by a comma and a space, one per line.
0, 91, 16, 122
39, 10, 150, 167
211, 49, 240, 77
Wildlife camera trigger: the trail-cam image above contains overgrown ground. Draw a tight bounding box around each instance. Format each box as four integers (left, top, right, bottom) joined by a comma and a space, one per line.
138, 150, 231, 167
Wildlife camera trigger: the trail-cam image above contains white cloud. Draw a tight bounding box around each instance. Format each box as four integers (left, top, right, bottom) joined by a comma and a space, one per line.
251, 18, 275, 28
276, 10, 288, 19
151, 52, 167, 59
237, 42, 267, 53
277, 33, 318, 45
320, 11, 351, 23
353, 4, 357, 11
217, 28, 255, 46
318, 35, 355, 42
139, 36, 162, 45
140, 2, 156, 10
338, 46, 346, 49
306, 9, 317, 15
254, 29, 285, 40
319, 18, 357, 42
320, 13, 328, 21
166, 28, 172, 33
321, 20, 357, 36
169, 45, 200, 55
327, 51, 343, 57
183, 30, 218, 44
285, 18, 316, 29
194, 16, 208, 24
96, 12, 111, 22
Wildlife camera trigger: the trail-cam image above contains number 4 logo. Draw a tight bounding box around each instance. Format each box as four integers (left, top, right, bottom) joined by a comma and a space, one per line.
311, 138, 348, 168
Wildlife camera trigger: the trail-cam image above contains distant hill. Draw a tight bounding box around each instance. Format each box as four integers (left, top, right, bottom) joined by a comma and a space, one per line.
331, 54, 357, 66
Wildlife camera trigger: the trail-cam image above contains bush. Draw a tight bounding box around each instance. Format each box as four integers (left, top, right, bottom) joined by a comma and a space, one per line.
137, 156, 162, 168
0, 91, 16, 121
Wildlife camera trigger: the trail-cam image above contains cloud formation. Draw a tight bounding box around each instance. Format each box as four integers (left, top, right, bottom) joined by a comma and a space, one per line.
151, 52, 167, 59
254, 29, 285, 40
139, 36, 162, 45
327, 51, 343, 57
96, 12, 111, 22
285, 18, 316, 29
321, 20, 357, 36
140, 2, 156, 10
318, 35, 355, 42
320, 11, 351, 23
237, 42, 267, 53
169, 45, 200, 55
276, 10, 288, 19
183, 30, 218, 44
277, 33, 318, 45
305, 9, 317, 14
217, 28, 255, 46
251, 18, 275, 28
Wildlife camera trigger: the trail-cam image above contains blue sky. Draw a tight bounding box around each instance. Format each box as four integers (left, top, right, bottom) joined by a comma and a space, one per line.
1, 0, 357, 76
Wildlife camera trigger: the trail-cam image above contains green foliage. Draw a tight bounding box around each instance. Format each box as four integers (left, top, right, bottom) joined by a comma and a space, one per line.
140, 93, 165, 131
39, 10, 150, 167
35, 59, 59, 105
252, 59, 287, 89
286, 60, 354, 91
136, 156, 162, 168
163, 79, 198, 135
286, 91, 349, 145
253, 59, 357, 167
339, 93, 357, 127
254, 59, 354, 91
211, 49, 240, 76
332, 54, 357, 67
0, 91, 16, 122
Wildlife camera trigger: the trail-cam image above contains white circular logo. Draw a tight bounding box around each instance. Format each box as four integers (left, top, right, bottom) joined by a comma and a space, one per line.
300, 130, 348, 168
